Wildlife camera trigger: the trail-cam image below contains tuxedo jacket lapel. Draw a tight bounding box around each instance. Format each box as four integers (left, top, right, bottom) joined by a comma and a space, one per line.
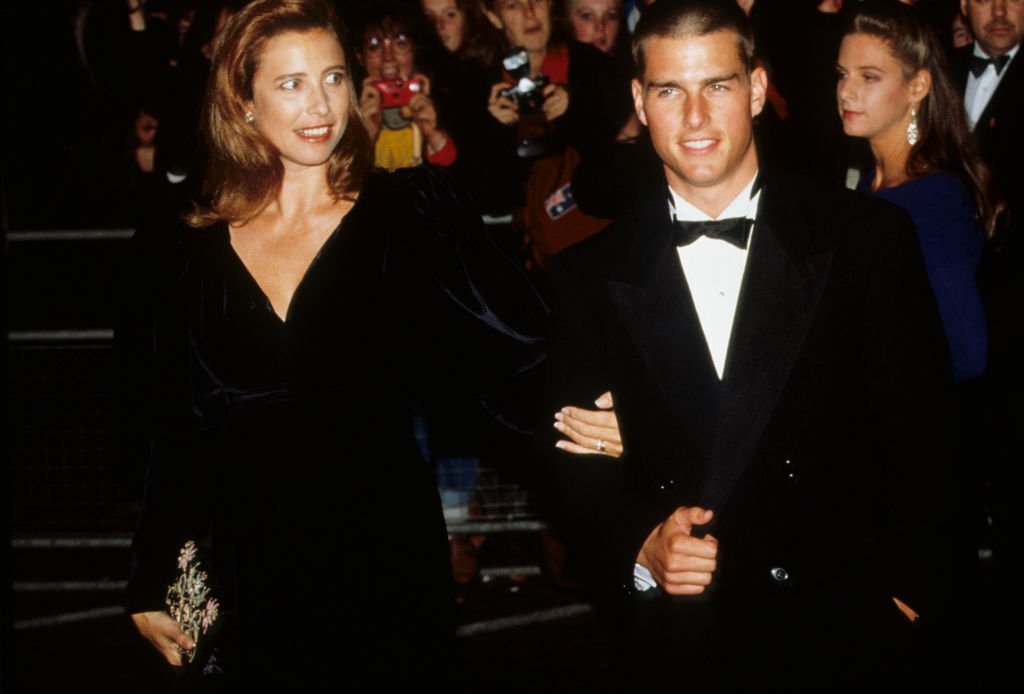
699, 180, 834, 510
606, 200, 721, 459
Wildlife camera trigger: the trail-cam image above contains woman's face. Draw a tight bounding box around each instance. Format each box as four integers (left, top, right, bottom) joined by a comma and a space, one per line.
951, 14, 973, 50
569, 0, 621, 54
247, 29, 350, 173
836, 33, 921, 146
487, 0, 552, 53
361, 28, 416, 79
421, 0, 466, 53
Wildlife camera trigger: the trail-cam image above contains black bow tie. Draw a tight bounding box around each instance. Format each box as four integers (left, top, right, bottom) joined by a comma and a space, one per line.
673, 217, 754, 249
970, 53, 1011, 78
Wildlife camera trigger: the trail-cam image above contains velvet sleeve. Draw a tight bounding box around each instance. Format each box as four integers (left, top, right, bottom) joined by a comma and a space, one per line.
382, 166, 550, 447
857, 201, 959, 622
116, 221, 216, 614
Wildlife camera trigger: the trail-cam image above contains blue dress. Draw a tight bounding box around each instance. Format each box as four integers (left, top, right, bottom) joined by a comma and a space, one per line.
860, 170, 987, 382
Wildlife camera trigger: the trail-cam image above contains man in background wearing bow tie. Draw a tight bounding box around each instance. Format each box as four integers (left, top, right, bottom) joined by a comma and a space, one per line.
544, 0, 957, 687
956, 0, 1023, 203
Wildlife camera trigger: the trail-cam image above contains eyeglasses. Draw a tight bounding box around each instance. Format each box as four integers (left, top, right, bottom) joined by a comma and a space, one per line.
364, 34, 412, 54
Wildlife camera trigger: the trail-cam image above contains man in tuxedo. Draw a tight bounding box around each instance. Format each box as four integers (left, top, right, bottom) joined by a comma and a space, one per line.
545, 0, 957, 686
956, 0, 1024, 211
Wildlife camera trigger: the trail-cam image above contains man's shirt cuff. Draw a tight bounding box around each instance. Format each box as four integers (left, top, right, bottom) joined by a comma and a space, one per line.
634, 563, 657, 592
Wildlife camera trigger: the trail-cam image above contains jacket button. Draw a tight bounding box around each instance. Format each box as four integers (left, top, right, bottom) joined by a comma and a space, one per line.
770, 566, 790, 583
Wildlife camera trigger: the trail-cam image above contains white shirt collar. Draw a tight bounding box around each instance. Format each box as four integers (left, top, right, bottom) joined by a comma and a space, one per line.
668, 172, 761, 223
973, 40, 1020, 62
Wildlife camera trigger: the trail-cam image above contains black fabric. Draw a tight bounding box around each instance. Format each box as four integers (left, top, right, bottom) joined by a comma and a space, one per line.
969, 53, 1011, 78
117, 167, 547, 688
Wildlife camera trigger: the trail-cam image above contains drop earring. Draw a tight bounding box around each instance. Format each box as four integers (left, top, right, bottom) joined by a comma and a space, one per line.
245, 111, 255, 124
906, 105, 918, 146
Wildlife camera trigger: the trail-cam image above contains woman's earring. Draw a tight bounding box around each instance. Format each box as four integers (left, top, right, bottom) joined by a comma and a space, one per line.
906, 105, 919, 146
245, 111, 255, 124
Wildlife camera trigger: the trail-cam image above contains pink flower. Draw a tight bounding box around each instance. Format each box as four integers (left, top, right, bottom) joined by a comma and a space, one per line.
202, 598, 220, 631
177, 542, 197, 570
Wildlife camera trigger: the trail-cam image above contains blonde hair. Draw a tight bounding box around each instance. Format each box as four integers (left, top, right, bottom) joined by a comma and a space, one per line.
188, 0, 373, 227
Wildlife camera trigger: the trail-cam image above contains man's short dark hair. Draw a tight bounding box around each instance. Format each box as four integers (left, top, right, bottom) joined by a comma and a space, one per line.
632, 0, 755, 78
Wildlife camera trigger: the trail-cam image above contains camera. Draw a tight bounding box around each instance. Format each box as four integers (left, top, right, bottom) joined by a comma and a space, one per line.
372, 76, 426, 110
499, 47, 549, 114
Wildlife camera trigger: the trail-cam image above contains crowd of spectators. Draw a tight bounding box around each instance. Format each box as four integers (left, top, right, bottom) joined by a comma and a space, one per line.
6, 1, 1009, 244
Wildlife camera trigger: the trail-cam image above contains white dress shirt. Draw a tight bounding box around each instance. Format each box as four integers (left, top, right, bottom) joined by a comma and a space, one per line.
634, 172, 761, 591
965, 42, 1019, 130
670, 174, 761, 379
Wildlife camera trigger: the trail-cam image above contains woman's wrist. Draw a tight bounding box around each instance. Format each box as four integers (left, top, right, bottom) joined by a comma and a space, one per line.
426, 133, 448, 154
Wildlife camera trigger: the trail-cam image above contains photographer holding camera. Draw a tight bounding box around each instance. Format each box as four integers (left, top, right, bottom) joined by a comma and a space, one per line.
482, 0, 633, 270
357, 2, 457, 171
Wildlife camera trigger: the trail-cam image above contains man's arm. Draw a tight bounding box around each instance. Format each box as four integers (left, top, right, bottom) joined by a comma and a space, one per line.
859, 202, 959, 622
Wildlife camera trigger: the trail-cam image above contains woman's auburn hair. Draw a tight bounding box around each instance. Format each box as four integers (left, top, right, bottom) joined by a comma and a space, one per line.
846, 0, 1005, 242
187, 0, 373, 228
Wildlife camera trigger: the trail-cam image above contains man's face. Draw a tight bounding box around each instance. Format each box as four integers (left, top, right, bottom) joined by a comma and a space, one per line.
961, 0, 1024, 57
486, 0, 552, 54
632, 32, 766, 210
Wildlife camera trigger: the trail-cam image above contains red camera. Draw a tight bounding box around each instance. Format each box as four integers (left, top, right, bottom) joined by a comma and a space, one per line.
372, 77, 425, 109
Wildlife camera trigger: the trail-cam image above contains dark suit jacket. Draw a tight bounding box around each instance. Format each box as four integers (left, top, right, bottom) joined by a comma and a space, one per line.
953, 44, 1024, 207
544, 171, 958, 686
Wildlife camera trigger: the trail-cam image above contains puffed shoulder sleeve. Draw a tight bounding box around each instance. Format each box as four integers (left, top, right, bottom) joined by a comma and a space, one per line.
381, 166, 549, 423
116, 220, 215, 614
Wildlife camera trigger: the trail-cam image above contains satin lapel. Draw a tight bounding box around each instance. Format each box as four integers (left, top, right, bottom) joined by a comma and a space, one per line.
699, 180, 834, 509
606, 202, 721, 458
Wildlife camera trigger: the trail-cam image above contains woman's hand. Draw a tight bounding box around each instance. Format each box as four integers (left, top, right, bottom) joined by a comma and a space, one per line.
488, 82, 519, 125
131, 610, 194, 666
410, 92, 445, 149
554, 391, 623, 458
542, 83, 570, 122
359, 78, 383, 141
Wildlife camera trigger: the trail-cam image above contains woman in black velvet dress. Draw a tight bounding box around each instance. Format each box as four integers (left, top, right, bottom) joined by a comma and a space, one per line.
120, 0, 548, 686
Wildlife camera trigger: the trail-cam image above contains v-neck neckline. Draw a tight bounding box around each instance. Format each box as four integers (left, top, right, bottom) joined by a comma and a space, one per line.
220, 211, 350, 325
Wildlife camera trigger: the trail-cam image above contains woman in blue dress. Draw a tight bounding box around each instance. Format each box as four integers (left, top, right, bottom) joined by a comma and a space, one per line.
836, 0, 1001, 384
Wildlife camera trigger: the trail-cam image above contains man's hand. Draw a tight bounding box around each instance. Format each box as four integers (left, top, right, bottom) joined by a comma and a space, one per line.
488, 83, 520, 125
554, 391, 623, 457
131, 610, 194, 666
542, 83, 569, 122
637, 506, 718, 595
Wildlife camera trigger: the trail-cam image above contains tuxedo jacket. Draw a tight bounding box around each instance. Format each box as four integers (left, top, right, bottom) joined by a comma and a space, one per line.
953, 44, 1024, 206
544, 171, 958, 684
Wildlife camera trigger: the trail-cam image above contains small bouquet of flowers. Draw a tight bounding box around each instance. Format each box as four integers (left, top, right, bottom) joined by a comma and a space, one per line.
165, 540, 222, 672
